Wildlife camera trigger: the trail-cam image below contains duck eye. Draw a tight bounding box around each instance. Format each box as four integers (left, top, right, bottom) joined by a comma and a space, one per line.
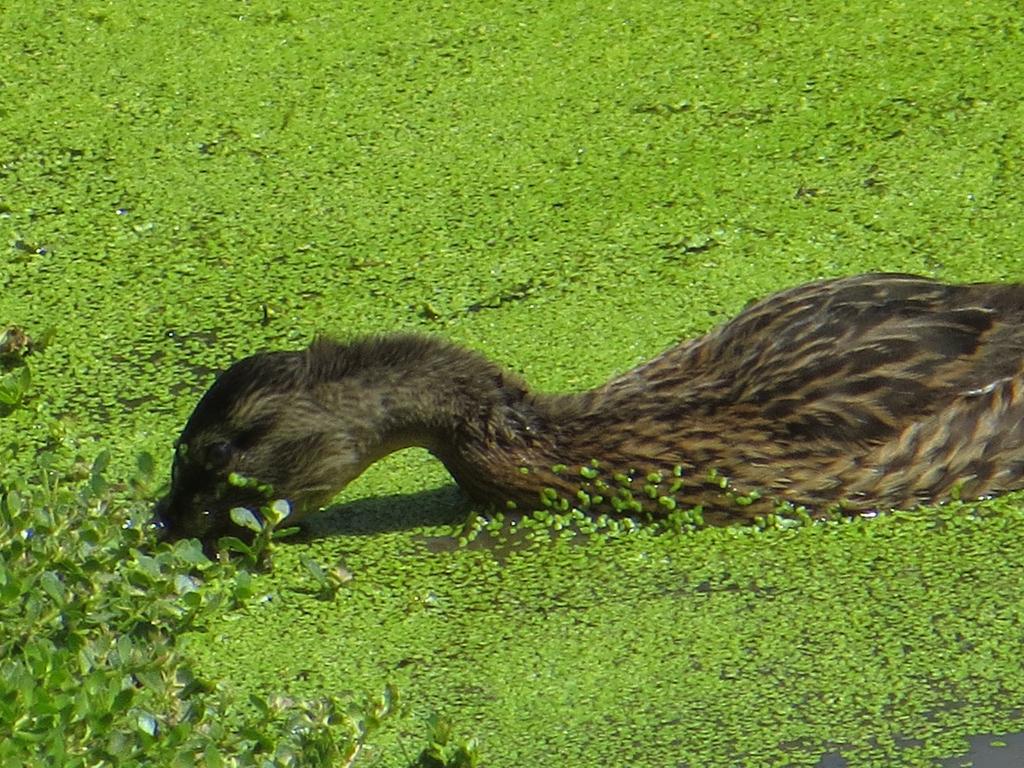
205, 441, 234, 470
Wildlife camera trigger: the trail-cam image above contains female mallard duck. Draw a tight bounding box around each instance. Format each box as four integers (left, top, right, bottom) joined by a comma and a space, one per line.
153, 273, 1024, 542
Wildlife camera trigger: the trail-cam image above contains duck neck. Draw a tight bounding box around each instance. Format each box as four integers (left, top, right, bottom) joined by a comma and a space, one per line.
309, 335, 568, 509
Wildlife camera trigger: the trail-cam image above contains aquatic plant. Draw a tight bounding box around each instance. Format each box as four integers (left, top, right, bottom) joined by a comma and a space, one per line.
0, 451, 478, 767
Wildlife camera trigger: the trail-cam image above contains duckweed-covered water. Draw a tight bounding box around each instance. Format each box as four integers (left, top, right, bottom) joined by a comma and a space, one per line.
184, 500, 1024, 766
2, 1, 1024, 765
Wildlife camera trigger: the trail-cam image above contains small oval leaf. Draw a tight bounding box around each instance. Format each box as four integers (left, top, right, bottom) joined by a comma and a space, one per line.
136, 711, 157, 736
229, 507, 262, 532
39, 571, 65, 605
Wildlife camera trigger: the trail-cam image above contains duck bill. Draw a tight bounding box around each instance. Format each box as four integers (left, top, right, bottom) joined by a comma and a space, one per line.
150, 487, 265, 545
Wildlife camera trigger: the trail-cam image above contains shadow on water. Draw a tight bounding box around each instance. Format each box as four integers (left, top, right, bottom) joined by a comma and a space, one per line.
290, 484, 568, 561
295, 485, 470, 539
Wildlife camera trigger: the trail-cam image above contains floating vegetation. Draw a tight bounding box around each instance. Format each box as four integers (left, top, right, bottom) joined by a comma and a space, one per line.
452, 457, 851, 552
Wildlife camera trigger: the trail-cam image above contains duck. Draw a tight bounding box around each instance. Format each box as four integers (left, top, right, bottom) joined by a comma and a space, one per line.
152, 272, 1024, 543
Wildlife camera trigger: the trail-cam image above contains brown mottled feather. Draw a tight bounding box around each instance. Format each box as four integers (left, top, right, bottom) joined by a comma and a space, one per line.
153, 273, 1024, 541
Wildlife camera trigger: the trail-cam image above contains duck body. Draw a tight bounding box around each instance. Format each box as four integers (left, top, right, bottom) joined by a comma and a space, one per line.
153, 273, 1024, 542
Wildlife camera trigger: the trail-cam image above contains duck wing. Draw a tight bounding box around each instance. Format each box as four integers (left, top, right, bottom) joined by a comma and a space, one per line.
606, 273, 1024, 449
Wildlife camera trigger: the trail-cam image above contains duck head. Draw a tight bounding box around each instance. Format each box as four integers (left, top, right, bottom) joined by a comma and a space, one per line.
151, 345, 384, 544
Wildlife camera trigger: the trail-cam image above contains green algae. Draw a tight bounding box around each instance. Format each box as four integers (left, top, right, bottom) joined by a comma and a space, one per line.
186, 499, 1024, 766
3, 0, 1024, 764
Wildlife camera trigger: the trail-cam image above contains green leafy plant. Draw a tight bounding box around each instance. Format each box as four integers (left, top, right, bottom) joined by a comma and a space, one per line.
414, 713, 481, 768
217, 498, 301, 570
298, 553, 352, 601
128, 450, 160, 499
0, 451, 482, 767
0, 363, 31, 408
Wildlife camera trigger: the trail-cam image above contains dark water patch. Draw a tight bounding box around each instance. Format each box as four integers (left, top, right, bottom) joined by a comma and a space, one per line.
803, 728, 1024, 767
419, 515, 587, 564
941, 730, 1024, 767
